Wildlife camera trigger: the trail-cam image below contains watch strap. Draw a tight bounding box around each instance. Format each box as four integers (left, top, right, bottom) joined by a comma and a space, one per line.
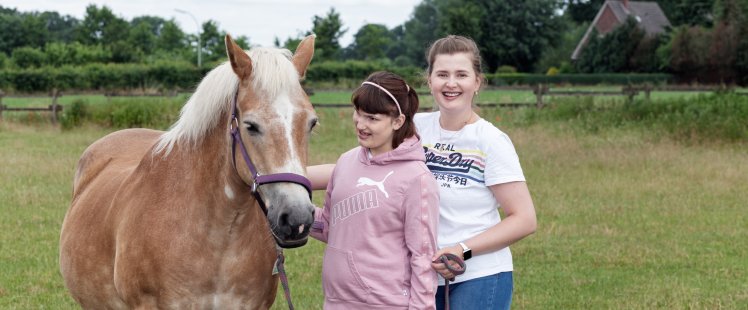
458, 242, 472, 260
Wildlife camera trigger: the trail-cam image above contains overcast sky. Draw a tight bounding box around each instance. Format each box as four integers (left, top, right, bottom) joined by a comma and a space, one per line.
3, 0, 422, 47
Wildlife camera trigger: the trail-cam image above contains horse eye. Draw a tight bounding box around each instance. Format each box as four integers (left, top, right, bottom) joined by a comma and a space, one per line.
243, 121, 261, 134
309, 118, 318, 131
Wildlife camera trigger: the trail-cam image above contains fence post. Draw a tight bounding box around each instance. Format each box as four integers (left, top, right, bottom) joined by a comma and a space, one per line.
533, 84, 546, 109
50, 88, 61, 125
0, 89, 4, 121
623, 85, 638, 102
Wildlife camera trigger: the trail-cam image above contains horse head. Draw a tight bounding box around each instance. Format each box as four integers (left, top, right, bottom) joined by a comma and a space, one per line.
225, 34, 317, 248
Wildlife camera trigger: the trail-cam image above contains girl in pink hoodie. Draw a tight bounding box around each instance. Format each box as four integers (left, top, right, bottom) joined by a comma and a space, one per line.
310, 71, 440, 309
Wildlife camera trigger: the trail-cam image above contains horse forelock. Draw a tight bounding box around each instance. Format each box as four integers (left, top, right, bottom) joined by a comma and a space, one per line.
248, 47, 299, 101
154, 47, 300, 156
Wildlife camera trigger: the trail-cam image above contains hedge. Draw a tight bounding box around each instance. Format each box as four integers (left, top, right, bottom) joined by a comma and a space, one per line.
0, 62, 678, 93
0, 61, 205, 93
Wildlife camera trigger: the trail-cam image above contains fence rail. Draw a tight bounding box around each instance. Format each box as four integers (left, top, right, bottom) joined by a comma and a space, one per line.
0, 89, 63, 124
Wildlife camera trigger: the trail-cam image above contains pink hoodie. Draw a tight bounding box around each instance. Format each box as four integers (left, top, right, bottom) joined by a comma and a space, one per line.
311, 136, 440, 309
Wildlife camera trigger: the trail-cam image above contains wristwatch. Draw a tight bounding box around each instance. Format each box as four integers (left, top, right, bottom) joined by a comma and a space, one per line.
458, 242, 472, 260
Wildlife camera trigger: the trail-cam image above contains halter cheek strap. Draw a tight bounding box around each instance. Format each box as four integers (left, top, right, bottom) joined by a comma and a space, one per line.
229, 91, 312, 215
361, 81, 405, 116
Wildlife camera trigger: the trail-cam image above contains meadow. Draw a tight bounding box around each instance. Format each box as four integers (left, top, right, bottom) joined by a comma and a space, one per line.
1, 91, 747, 309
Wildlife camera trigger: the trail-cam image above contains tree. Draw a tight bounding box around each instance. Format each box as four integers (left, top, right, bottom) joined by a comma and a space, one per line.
309, 8, 347, 61
200, 20, 225, 62
278, 36, 300, 51
575, 18, 646, 73
39, 11, 79, 43
0, 9, 29, 54
473, 0, 565, 72
658, 0, 714, 27
402, 0, 443, 67
386, 25, 407, 62
535, 17, 587, 73
0, 7, 80, 54
400, 0, 563, 72
437, 0, 483, 39
157, 19, 186, 52
564, 0, 604, 24
350, 24, 392, 60
130, 16, 165, 36
76, 5, 129, 46
129, 21, 157, 55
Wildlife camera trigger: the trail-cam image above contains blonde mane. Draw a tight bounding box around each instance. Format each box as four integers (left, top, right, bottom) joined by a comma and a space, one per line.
154, 47, 298, 155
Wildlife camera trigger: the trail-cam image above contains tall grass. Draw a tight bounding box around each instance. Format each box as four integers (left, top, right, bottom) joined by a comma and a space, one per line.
1, 102, 747, 309
521, 93, 748, 142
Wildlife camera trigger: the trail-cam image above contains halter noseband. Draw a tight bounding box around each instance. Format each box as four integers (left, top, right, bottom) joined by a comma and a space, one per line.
229, 91, 313, 215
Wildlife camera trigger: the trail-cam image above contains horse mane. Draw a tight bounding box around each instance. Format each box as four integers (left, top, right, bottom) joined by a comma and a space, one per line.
154, 47, 299, 155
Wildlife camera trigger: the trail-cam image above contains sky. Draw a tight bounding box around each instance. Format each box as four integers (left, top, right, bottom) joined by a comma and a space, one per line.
3, 0, 422, 47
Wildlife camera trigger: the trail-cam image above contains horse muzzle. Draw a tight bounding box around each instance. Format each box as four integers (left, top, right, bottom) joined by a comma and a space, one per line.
267, 200, 315, 249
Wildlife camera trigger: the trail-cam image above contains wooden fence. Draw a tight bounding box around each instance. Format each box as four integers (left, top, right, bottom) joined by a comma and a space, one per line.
0, 89, 63, 124
487, 84, 738, 108
0, 85, 741, 123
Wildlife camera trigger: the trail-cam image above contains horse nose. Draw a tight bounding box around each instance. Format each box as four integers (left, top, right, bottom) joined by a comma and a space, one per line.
277, 203, 314, 239
267, 189, 314, 248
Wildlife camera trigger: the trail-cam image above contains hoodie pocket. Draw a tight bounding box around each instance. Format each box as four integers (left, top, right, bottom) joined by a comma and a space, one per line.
322, 246, 371, 302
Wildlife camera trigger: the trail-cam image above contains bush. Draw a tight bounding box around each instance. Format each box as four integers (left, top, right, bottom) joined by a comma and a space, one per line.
60, 99, 88, 129
12, 47, 46, 68
0, 53, 7, 69
495, 65, 517, 74
306, 60, 423, 87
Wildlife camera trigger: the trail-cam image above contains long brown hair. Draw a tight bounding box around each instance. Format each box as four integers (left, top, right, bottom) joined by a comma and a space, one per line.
352, 71, 419, 149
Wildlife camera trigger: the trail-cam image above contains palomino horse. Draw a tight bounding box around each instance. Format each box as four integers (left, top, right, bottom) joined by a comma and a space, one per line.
60, 35, 317, 309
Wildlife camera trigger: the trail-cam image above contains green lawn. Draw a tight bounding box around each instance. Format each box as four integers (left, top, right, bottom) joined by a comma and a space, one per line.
1, 105, 747, 309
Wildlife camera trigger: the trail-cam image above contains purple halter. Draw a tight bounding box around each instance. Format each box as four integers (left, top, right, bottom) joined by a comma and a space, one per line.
229, 91, 313, 215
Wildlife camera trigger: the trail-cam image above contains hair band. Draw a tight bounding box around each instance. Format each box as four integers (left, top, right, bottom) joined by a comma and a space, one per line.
361, 81, 404, 116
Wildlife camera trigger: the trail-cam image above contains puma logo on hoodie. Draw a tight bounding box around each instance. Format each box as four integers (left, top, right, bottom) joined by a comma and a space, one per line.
357, 171, 394, 198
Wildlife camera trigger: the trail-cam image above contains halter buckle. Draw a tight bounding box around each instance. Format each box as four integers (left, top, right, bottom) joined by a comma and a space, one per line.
229, 116, 240, 132
251, 172, 261, 193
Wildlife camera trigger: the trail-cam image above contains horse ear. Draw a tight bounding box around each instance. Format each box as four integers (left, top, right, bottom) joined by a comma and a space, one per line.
225, 34, 252, 79
292, 34, 315, 80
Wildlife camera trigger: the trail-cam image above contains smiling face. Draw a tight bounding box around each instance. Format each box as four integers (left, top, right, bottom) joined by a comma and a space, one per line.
353, 109, 404, 156
427, 52, 482, 113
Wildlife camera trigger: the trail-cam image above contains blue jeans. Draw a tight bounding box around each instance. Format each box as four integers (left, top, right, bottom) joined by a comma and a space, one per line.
435, 272, 513, 310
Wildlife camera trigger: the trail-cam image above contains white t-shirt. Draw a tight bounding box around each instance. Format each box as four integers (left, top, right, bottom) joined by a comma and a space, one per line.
414, 111, 526, 284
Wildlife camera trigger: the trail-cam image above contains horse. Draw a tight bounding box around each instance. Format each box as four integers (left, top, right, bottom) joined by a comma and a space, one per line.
59, 34, 317, 309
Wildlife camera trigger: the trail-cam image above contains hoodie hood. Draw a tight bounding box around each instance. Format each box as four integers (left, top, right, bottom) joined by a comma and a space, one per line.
357, 136, 425, 165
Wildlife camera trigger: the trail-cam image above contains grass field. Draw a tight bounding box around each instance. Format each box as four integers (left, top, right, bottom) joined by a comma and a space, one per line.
1, 103, 747, 308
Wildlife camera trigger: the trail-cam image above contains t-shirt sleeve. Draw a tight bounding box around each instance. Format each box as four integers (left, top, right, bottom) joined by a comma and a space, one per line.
484, 129, 526, 186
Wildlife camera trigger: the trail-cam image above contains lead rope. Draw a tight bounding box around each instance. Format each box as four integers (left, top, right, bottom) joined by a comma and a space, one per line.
438, 253, 466, 310
275, 249, 295, 310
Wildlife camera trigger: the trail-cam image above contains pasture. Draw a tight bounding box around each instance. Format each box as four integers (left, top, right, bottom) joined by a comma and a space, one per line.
1, 95, 747, 308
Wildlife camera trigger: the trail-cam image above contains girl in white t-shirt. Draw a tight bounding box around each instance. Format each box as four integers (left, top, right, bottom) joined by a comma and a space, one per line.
421, 35, 537, 310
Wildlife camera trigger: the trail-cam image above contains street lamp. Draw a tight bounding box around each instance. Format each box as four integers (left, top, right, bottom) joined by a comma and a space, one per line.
174, 8, 201, 67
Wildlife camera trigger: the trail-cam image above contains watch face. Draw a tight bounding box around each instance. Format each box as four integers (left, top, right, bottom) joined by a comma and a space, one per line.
463, 249, 472, 260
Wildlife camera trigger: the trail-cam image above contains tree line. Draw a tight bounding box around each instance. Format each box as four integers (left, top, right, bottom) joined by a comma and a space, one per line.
1, 0, 747, 91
